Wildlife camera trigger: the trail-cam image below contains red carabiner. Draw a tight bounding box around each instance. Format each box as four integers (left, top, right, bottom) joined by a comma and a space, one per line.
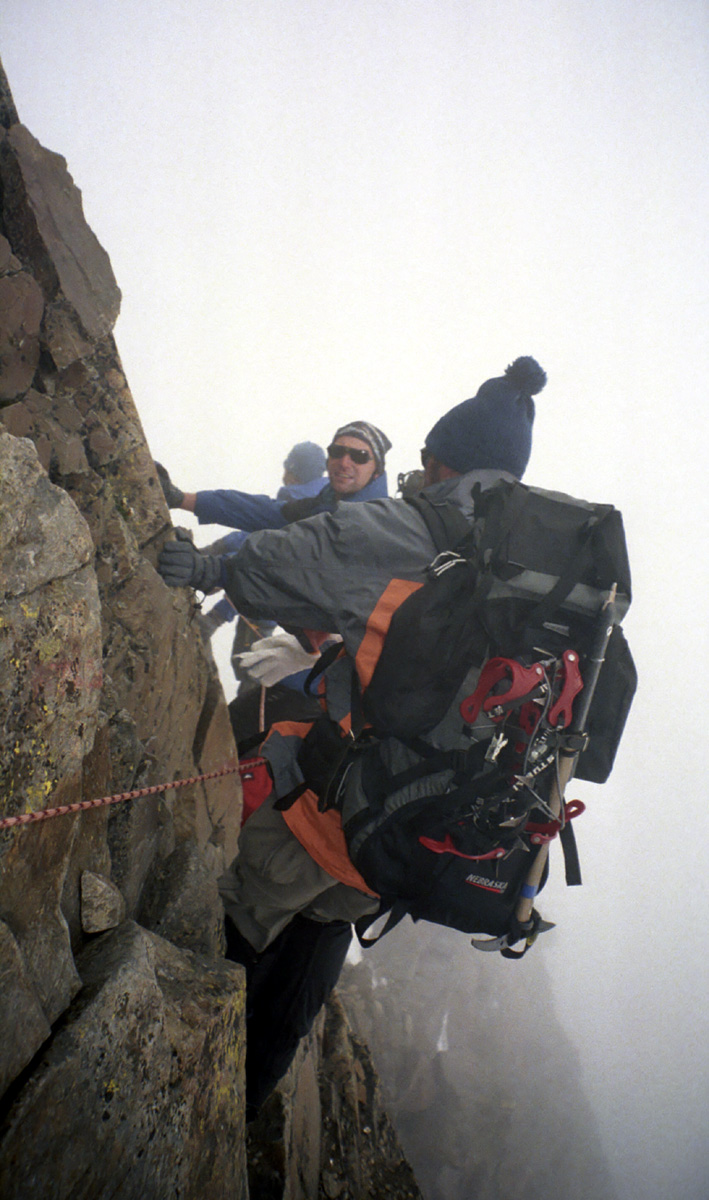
460, 657, 546, 724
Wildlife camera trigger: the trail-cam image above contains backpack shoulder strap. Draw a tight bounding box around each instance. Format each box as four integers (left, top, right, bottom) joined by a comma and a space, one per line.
408, 480, 529, 561
404, 493, 472, 553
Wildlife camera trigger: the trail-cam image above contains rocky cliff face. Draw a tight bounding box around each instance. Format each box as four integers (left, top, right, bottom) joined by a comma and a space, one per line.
0, 60, 419, 1200
0, 57, 248, 1200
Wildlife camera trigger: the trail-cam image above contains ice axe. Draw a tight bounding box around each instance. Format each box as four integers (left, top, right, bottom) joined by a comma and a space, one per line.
473, 584, 619, 957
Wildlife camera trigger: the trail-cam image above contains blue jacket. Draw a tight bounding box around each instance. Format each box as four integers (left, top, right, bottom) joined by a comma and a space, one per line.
194, 472, 389, 530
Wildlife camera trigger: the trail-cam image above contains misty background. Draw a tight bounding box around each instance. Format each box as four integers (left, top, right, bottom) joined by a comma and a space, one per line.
2, 3, 707, 1198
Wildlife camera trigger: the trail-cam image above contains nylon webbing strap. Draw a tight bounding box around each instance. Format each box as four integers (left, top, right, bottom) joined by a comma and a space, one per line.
355, 899, 408, 946
405, 494, 471, 554
303, 639, 343, 695
469, 482, 529, 612
560, 820, 582, 886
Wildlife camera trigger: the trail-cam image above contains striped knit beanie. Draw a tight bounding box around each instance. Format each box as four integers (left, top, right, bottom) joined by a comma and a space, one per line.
332, 421, 392, 474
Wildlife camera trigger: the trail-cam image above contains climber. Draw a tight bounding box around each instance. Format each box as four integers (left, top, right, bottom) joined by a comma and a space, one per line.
157, 358, 551, 1115
155, 421, 391, 533
157, 438, 328, 644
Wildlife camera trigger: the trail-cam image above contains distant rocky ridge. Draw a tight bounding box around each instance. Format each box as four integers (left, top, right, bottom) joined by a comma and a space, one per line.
339, 920, 620, 1200
0, 59, 418, 1198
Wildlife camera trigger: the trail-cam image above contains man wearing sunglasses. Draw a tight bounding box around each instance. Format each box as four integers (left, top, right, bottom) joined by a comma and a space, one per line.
155, 420, 391, 534
321, 423, 390, 499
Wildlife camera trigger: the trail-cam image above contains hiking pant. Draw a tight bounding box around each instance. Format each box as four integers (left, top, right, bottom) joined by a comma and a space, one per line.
225, 912, 352, 1110
218, 795, 378, 1111
218, 794, 379, 953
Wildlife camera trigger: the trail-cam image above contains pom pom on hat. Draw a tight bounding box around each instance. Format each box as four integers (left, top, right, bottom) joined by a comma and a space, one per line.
424, 356, 547, 480
283, 441, 327, 483
504, 356, 547, 395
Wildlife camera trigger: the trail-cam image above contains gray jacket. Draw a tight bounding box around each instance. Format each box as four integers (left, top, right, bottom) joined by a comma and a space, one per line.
222, 469, 515, 798
222, 469, 514, 659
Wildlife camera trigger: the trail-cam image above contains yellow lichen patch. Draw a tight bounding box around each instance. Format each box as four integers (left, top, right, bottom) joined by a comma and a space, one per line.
36, 634, 65, 664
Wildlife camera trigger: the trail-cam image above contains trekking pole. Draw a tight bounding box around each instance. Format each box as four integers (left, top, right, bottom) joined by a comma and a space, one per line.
515, 584, 618, 928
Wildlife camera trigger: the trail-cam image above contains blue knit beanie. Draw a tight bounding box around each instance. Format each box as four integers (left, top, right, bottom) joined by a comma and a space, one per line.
424, 357, 547, 479
283, 441, 327, 483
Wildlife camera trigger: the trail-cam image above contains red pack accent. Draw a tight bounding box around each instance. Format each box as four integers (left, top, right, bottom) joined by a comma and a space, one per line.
418, 834, 507, 862
239, 757, 274, 826
517, 702, 541, 737
460, 657, 546, 725
548, 649, 584, 728
525, 798, 586, 845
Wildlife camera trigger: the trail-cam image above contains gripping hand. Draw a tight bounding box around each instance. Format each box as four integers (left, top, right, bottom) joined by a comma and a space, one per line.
155, 461, 185, 508
234, 633, 319, 687
158, 529, 222, 592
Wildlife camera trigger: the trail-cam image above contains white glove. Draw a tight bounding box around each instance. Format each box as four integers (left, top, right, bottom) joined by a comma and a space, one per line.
234, 633, 320, 687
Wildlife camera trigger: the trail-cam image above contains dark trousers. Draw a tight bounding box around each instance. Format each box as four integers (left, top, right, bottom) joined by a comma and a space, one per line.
225, 913, 352, 1110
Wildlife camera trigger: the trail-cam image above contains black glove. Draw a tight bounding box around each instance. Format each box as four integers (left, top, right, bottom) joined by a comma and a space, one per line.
158, 529, 222, 591
155, 461, 185, 508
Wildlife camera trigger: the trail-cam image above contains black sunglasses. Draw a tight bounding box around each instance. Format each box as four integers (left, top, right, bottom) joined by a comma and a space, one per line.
327, 443, 372, 465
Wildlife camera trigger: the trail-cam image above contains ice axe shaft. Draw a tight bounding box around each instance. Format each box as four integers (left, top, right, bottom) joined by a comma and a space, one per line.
515, 585, 618, 925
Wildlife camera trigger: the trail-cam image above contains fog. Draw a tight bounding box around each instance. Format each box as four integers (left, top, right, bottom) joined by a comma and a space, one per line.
2, 2, 708, 1197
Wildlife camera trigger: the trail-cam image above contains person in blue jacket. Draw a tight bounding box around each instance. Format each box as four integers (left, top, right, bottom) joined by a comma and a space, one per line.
156, 422, 391, 642
155, 421, 391, 533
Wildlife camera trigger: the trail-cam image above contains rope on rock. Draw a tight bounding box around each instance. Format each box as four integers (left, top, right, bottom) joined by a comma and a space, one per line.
0, 759, 264, 832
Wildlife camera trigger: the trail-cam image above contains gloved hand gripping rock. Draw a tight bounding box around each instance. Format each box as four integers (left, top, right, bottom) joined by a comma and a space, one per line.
155, 461, 185, 508
158, 529, 222, 592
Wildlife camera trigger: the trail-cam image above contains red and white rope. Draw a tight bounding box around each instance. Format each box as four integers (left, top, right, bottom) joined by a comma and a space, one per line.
0, 758, 265, 833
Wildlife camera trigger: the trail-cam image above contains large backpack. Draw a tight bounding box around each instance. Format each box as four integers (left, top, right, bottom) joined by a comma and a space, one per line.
295, 479, 636, 956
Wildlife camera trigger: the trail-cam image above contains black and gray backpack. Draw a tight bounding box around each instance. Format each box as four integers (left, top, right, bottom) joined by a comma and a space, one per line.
294, 478, 636, 957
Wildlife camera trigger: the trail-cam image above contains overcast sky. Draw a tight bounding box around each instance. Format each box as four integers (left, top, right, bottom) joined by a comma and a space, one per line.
2, 4, 708, 1198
